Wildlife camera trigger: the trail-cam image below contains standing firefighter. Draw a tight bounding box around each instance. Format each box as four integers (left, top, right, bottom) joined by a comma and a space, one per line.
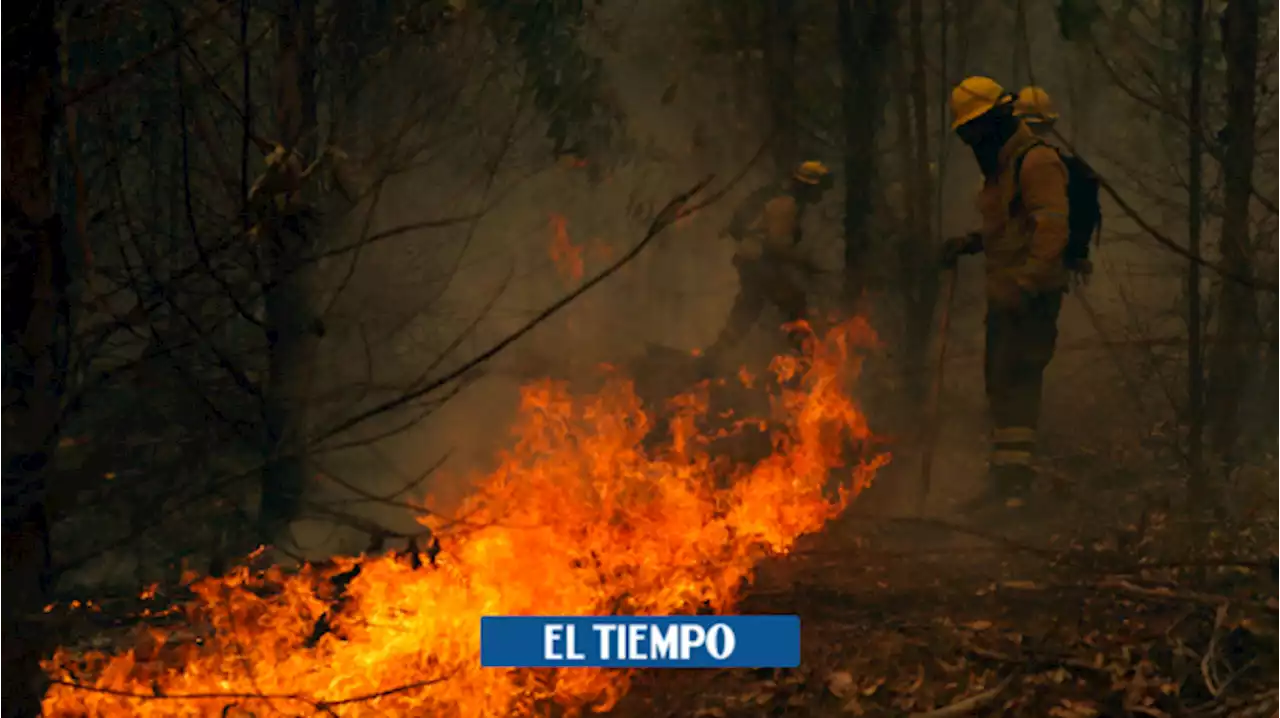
700, 160, 833, 373
1012, 85, 1102, 280
940, 77, 1070, 510
1013, 85, 1060, 138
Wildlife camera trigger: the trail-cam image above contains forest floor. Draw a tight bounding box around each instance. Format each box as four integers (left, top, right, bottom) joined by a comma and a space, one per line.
609, 453, 1280, 718
38, 347, 1280, 717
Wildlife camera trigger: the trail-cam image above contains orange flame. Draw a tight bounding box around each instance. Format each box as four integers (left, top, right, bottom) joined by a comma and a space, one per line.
42, 318, 888, 717
548, 213, 584, 283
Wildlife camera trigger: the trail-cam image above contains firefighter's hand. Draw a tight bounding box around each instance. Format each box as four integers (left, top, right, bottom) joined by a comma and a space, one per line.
1067, 259, 1094, 292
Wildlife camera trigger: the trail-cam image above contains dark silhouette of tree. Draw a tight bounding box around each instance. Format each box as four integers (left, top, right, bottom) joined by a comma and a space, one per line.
3, 3, 66, 714
836, 0, 893, 302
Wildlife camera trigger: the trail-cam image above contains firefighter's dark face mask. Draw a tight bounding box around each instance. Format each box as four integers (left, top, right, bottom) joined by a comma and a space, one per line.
795, 177, 831, 204
957, 103, 1018, 179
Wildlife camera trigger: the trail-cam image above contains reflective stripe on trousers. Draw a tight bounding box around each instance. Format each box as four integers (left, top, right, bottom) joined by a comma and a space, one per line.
990, 426, 1035, 467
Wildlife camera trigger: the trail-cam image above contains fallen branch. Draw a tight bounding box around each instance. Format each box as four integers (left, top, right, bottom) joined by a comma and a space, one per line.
47, 669, 460, 713
907, 674, 1014, 718
1097, 578, 1231, 606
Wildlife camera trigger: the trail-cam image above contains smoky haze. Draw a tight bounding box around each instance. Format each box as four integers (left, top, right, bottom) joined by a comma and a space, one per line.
303, 0, 799, 552
291, 0, 1270, 557
37, 0, 1275, 591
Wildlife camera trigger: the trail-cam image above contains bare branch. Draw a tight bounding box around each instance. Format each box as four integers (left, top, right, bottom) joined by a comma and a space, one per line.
315, 174, 718, 445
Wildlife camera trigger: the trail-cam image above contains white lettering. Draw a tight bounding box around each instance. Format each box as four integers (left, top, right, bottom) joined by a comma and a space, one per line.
706, 623, 736, 660
565, 625, 585, 660
679, 624, 706, 660
593, 624, 616, 659
544, 624, 563, 660
627, 623, 646, 659
582, 621, 740, 661
650, 625, 678, 660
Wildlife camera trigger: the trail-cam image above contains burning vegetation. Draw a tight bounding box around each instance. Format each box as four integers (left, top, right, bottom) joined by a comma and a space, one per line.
42, 318, 888, 717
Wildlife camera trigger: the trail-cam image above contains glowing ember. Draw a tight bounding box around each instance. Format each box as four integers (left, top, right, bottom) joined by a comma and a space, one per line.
42, 318, 888, 717
548, 213, 585, 283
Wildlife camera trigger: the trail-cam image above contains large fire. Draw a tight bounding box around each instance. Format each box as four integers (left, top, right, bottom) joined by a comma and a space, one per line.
42, 318, 887, 717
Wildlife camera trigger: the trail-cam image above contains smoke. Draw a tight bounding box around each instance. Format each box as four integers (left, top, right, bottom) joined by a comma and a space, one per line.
297, 0, 783, 557
293, 0, 1269, 554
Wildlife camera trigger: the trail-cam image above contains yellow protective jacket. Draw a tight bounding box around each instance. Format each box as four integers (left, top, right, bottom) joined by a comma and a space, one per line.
734, 194, 803, 264
975, 124, 1070, 298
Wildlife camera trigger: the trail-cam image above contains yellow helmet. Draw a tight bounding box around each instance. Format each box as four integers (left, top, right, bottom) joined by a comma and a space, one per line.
949, 76, 1010, 130
793, 160, 831, 185
1013, 86, 1059, 125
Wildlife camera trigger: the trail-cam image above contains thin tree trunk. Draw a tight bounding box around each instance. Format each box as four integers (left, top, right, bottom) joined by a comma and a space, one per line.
837, 0, 893, 303
903, 0, 938, 403
1012, 0, 1029, 85
889, 7, 918, 338
1185, 0, 1207, 503
890, 21, 914, 225
2, 1, 63, 714
1206, 0, 1260, 464
1263, 333, 1279, 449
763, 0, 798, 169
330, 0, 367, 156
935, 0, 948, 232
259, 0, 319, 547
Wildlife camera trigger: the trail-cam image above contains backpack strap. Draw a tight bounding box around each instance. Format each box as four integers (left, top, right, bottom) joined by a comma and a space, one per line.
1009, 140, 1060, 214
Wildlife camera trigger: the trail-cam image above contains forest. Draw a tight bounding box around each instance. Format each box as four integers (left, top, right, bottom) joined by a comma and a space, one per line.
2, 0, 1277, 715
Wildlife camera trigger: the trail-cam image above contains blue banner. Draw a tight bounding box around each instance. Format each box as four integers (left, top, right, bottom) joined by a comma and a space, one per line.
480, 615, 800, 668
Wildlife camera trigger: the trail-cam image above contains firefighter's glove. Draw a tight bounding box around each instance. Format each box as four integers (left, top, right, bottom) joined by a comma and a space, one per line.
988, 274, 1029, 312
1067, 259, 1093, 292
939, 232, 980, 268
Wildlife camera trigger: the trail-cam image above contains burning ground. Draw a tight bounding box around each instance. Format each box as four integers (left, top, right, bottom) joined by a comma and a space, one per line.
31, 301, 1279, 718
41, 319, 888, 717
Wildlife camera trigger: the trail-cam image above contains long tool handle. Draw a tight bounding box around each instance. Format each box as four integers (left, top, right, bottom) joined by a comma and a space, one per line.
916, 266, 958, 516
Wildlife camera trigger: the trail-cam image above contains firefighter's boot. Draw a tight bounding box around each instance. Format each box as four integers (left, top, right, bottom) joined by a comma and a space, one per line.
961, 462, 1035, 515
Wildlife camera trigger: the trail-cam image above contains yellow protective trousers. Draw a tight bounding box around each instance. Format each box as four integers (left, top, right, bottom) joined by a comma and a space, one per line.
983, 290, 1063, 475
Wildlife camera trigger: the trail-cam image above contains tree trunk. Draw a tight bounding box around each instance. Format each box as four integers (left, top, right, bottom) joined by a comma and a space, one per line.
330, 1, 357, 140
258, 0, 319, 547
1206, 0, 1260, 465
900, 0, 938, 403
1184, 0, 1207, 503
2, 1, 63, 714
837, 0, 893, 303
762, 0, 798, 169
1262, 332, 1279, 451
329, 0, 371, 156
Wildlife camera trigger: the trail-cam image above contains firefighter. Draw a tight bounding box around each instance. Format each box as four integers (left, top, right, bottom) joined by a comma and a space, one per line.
1013, 85, 1060, 139
699, 160, 833, 374
940, 76, 1070, 511
1013, 84, 1098, 282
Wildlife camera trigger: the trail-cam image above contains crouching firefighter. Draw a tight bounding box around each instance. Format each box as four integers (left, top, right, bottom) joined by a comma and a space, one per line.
940, 77, 1074, 511
698, 160, 833, 375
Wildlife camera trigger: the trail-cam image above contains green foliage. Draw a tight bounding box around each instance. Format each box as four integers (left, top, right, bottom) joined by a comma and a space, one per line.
479, 0, 619, 158
1057, 0, 1102, 41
